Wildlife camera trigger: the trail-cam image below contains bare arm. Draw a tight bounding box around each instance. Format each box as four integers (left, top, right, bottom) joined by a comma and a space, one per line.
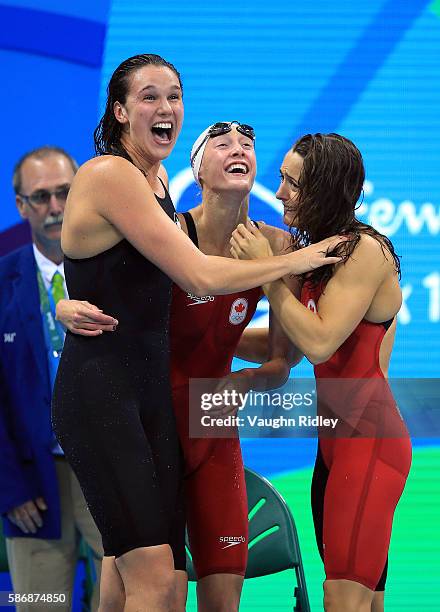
226, 232, 304, 403
267, 273, 304, 370
62, 157, 342, 296
234, 226, 303, 366
236, 306, 300, 391
233, 229, 400, 364
213, 298, 304, 417
234, 328, 269, 363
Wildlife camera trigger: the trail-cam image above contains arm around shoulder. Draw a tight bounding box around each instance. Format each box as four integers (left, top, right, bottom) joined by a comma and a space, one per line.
68, 157, 293, 296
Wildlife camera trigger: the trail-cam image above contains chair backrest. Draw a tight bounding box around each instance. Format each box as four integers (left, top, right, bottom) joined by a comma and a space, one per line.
185, 467, 309, 585
244, 467, 303, 578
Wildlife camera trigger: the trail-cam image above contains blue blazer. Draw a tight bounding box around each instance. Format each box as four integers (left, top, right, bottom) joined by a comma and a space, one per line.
0, 244, 62, 538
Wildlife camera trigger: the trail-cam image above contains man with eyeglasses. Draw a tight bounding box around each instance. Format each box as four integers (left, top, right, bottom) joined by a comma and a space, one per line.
0, 146, 102, 610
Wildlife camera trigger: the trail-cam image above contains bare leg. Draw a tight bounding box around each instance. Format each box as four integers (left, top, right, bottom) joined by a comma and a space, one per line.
115, 544, 175, 612
371, 591, 384, 612
172, 570, 188, 612
98, 556, 125, 611
323, 579, 374, 612
196, 573, 244, 612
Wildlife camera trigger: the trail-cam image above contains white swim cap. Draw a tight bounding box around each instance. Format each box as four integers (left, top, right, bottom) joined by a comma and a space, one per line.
190, 121, 256, 187
190, 125, 214, 187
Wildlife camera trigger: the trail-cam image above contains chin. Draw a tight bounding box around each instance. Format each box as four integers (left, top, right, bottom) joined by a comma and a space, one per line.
154, 144, 173, 160
144, 137, 174, 161
225, 176, 253, 191
283, 213, 293, 227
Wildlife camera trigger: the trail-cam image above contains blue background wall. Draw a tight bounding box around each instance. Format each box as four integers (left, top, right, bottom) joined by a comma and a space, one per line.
0, 1, 439, 609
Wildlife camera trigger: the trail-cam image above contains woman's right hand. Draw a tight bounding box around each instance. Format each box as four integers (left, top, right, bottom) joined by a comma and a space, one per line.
287, 236, 347, 275
56, 299, 118, 336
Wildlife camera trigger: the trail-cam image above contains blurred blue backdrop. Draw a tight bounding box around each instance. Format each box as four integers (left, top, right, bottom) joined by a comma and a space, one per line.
0, 1, 439, 609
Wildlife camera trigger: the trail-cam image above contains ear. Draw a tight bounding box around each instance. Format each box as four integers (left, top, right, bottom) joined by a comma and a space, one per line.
16, 195, 28, 220
113, 101, 128, 125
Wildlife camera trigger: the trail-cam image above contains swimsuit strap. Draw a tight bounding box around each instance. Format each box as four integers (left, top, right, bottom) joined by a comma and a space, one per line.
181, 211, 199, 247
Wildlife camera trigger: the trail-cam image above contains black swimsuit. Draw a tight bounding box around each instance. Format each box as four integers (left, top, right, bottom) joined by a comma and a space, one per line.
52, 185, 185, 564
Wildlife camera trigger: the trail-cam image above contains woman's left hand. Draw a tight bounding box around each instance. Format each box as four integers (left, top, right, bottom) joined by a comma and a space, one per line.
208, 371, 251, 417
230, 222, 273, 260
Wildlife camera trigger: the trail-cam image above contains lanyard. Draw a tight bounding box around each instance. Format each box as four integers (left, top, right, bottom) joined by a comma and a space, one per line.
36, 269, 64, 354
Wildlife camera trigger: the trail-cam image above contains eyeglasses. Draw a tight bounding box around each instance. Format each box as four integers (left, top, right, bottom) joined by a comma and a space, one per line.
191, 121, 255, 167
19, 186, 70, 207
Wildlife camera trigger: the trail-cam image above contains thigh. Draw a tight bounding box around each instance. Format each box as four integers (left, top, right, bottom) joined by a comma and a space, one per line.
70, 465, 103, 559
142, 396, 186, 570
185, 438, 248, 579
56, 371, 180, 558
70, 467, 103, 611
322, 438, 410, 590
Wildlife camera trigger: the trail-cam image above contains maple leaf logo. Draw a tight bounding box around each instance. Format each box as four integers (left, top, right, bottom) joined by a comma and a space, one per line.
229, 298, 248, 325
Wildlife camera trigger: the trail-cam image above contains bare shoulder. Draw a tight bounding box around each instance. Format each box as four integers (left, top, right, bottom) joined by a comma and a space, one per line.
259, 223, 291, 254
76, 155, 142, 185
351, 233, 395, 265
72, 156, 151, 211
335, 232, 397, 282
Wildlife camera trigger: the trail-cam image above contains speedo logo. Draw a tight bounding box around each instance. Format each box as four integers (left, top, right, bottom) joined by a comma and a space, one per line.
219, 536, 246, 549
187, 292, 215, 305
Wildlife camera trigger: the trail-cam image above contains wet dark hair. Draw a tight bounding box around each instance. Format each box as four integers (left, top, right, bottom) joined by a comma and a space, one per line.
94, 54, 183, 161
287, 133, 400, 287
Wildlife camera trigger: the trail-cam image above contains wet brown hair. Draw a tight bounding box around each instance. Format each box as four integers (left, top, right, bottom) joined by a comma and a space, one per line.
94, 54, 182, 162
288, 133, 400, 287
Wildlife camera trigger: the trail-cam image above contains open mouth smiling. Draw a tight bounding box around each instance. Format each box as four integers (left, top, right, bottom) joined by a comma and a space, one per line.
151, 122, 173, 143
225, 162, 249, 175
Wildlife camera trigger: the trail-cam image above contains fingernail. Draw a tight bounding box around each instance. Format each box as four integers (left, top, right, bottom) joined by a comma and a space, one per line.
113, 319, 119, 325
99, 330, 103, 335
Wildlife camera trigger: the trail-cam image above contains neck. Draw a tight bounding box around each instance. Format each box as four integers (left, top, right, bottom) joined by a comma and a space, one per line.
33, 237, 63, 265
120, 136, 161, 192
192, 189, 250, 254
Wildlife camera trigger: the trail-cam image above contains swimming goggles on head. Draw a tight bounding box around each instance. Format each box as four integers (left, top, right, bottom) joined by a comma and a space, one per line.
190, 121, 255, 168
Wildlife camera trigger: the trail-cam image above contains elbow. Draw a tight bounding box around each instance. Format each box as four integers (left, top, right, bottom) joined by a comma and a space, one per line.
305, 343, 334, 365
188, 279, 211, 297
182, 261, 216, 297
307, 353, 328, 366
301, 333, 335, 365
276, 362, 291, 387
284, 328, 333, 366
265, 360, 291, 389
182, 276, 211, 298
